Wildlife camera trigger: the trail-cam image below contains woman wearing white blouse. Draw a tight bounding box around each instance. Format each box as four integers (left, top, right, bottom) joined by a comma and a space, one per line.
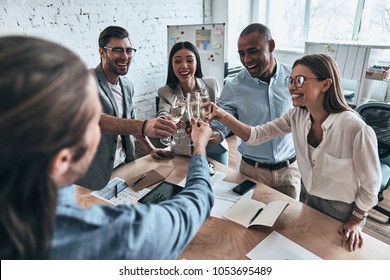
206, 53, 381, 252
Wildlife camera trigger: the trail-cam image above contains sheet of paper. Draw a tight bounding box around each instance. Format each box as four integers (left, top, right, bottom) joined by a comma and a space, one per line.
211, 181, 253, 218
246, 231, 322, 260
178, 171, 253, 218
91, 177, 149, 206
177, 170, 227, 187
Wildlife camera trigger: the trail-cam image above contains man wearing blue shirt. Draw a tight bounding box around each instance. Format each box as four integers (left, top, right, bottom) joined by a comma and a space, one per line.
51, 118, 214, 259
211, 23, 301, 199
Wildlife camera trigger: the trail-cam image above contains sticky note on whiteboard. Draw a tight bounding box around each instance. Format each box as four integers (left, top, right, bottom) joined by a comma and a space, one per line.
215, 27, 223, 35
213, 41, 221, 48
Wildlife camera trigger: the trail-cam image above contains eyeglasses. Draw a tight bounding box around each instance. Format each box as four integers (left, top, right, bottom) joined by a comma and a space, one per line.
104, 46, 137, 57
285, 75, 319, 88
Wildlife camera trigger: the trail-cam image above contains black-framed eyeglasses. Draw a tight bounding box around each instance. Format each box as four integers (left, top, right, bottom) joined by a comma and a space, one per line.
104, 46, 137, 57
285, 75, 319, 88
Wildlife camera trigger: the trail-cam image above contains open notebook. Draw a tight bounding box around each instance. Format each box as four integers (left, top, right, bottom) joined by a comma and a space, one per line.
223, 196, 288, 228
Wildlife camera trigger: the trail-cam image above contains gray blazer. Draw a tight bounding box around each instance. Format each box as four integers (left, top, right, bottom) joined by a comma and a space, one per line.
157, 77, 219, 118
77, 64, 136, 190
157, 77, 228, 156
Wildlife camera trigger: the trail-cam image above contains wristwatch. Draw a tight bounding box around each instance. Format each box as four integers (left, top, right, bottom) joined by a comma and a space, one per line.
352, 210, 368, 220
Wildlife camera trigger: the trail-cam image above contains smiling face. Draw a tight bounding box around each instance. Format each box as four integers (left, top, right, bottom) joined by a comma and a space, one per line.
172, 48, 197, 85
237, 32, 275, 79
289, 64, 330, 109
100, 37, 132, 82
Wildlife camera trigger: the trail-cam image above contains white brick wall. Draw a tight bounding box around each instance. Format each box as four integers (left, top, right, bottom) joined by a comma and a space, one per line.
0, 0, 206, 119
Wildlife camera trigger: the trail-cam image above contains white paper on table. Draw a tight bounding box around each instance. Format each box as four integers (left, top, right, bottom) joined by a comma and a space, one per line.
246, 231, 322, 260
178, 171, 253, 218
177, 170, 227, 187
210, 181, 253, 218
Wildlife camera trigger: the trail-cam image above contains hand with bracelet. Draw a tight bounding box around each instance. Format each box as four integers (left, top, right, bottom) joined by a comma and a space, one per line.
138, 118, 176, 160
338, 207, 367, 251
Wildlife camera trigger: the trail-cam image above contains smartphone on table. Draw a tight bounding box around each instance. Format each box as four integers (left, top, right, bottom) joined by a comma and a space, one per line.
232, 179, 256, 195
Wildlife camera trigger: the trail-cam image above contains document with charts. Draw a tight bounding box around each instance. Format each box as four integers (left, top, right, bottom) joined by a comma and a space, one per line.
246, 231, 322, 260
91, 177, 149, 206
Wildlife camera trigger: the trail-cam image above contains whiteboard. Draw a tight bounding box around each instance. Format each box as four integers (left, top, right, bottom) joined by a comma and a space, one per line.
167, 23, 226, 93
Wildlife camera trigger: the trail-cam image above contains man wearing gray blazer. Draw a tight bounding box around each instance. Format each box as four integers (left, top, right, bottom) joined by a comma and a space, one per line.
78, 26, 176, 190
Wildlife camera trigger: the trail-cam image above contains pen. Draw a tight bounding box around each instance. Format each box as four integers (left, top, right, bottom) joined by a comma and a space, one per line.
249, 208, 263, 224
114, 184, 118, 198
132, 173, 147, 187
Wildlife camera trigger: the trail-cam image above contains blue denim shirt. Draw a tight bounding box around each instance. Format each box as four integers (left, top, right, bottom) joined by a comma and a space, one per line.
213, 60, 295, 164
49, 155, 213, 259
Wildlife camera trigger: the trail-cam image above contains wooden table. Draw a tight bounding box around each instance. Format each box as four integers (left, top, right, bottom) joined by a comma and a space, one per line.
76, 155, 390, 260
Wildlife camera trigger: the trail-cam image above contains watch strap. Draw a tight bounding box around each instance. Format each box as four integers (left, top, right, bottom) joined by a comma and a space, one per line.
352, 210, 367, 220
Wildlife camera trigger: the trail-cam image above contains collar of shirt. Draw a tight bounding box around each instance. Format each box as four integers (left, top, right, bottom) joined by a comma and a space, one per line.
306, 111, 338, 133
57, 185, 76, 206
321, 113, 338, 132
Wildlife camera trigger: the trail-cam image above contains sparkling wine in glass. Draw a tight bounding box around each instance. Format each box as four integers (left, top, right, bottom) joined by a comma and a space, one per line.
171, 96, 187, 138
199, 89, 211, 118
198, 89, 219, 140
186, 92, 201, 146
160, 95, 186, 146
186, 91, 201, 121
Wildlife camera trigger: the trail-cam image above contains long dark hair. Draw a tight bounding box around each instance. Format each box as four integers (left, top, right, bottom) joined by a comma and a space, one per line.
0, 36, 94, 259
166, 41, 203, 88
292, 54, 352, 113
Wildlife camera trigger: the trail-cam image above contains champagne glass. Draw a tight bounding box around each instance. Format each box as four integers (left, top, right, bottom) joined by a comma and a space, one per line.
186, 91, 201, 146
173, 95, 187, 139
198, 88, 211, 118
198, 89, 219, 140
186, 91, 201, 121
160, 95, 186, 146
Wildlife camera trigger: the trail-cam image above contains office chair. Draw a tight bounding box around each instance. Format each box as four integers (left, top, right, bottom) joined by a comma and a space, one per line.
356, 102, 390, 223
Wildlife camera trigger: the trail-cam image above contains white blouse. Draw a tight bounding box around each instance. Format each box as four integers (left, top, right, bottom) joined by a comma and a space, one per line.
247, 107, 381, 211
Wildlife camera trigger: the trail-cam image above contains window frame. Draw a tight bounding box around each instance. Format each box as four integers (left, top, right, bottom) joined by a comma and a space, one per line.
254, 0, 383, 52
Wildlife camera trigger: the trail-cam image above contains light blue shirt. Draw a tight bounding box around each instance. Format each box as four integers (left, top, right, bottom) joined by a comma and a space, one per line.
213, 60, 295, 164
50, 155, 213, 260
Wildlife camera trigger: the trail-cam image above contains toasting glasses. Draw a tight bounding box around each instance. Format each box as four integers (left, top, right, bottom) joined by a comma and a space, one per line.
186, 91, 201, 121
187, 89, 219, 144
186, 91, 201, 146
197, 89, 219, 140
160, 95, 186, 146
